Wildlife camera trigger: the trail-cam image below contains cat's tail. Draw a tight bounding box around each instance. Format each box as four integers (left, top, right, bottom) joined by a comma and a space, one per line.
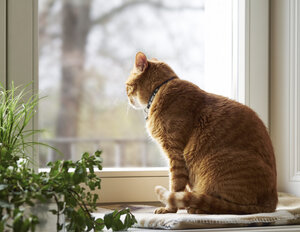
155, 186, 275, 214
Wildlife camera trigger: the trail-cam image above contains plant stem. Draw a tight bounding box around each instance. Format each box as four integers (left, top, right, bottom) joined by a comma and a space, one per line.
53, 194, 60, 231
69, 190, 93, 220
69, 189, 105, 228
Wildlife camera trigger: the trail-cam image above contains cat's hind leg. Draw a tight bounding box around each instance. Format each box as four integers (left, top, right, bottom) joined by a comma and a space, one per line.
154, 186, 271, 214
154, 207, 177, 214
186, 208, 206, 214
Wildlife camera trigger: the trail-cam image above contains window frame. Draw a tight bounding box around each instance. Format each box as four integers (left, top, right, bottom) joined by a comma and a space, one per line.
3, 0, 269, 203
270, 0, 300, 196
0, 0, 6, 86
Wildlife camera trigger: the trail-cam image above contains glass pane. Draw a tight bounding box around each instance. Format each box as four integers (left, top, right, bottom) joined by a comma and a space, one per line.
39, 0, 239, 168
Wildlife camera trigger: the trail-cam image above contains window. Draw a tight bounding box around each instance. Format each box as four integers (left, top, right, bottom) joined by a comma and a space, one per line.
2, 0, 271, 203
38, 0, 246, 169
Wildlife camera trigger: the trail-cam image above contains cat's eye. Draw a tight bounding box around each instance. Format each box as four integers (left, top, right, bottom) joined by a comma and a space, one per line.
126, 84, 135, 95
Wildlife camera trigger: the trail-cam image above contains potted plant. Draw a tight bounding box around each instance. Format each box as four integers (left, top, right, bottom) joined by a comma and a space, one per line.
0, 83, 136, 231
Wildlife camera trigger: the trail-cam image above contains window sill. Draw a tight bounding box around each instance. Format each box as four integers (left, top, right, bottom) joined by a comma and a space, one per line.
98, 167, 168, 177
96, 168, 169, 203
39, 167, 169, 203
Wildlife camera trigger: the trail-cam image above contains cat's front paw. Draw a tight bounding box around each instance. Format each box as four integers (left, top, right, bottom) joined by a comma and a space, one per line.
154, 207, 177, 214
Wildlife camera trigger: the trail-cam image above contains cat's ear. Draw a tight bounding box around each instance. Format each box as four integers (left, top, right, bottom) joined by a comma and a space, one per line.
135, 52, 148, 73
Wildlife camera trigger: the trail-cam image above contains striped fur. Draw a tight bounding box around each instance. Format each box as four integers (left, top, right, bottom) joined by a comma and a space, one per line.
126, 52, 278, 215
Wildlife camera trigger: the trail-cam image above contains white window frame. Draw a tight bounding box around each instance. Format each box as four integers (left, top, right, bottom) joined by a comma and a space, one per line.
270, 0, 300, 196
2, 0, 270, 203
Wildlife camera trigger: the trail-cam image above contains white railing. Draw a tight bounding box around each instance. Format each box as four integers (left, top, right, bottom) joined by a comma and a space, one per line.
39, 137, 152, 167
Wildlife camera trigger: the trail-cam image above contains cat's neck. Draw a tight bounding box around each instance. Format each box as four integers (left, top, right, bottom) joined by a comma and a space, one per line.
144, 76, 177, 120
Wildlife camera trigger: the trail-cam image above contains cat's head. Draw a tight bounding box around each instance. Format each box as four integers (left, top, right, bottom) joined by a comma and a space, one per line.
125, 52, 176, 109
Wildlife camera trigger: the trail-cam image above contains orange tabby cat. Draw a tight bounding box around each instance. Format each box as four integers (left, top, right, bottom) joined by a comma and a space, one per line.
126, 52, 277, 214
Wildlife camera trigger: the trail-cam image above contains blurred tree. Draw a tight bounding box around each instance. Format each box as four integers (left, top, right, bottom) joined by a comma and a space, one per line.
55, 0, 92, 157
39, 0, 204, 161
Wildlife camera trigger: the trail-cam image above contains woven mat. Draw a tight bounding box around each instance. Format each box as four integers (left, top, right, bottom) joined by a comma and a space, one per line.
132, 192, 300, 230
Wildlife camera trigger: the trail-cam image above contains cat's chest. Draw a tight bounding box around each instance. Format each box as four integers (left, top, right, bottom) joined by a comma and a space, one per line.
145, 117, 164, 139
145, 119, 156, 138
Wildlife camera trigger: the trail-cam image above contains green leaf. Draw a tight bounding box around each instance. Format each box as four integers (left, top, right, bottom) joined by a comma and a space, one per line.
88, 181, 95, 190
65, 195, 77, 207
88, 165, 94, 174
49, 209, 57, 215
124, 214, 131, 228
73, 165, 86, 184
95, 218, 105, 230
93, 194, 99, 203
58, 223, 64, 231
104, 212, 114, 229
95, 218, 104, 224
0, 221, 5, 232
102, 209, 137, 231
112, 218, 126, 231
82, 152, 89, 159
94, 150, 102, 157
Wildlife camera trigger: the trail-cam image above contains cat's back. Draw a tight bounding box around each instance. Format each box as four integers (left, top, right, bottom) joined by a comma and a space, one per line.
202, 91, 275, 163
151, 78, 275, 164
164, 79, 276, 178
160, 78, 268, 136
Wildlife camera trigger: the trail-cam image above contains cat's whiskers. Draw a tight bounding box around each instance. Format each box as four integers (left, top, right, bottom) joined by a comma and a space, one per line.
126, 103, 130, 116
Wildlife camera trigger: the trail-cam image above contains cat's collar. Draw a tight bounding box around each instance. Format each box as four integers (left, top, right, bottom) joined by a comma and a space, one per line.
144, 76, 176, 120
